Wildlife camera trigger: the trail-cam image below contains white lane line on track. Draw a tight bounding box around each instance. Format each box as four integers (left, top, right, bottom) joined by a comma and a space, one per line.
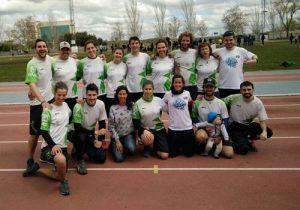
0, 112, 28, 114
0, 137, 298, 144
1, 168, 300, 172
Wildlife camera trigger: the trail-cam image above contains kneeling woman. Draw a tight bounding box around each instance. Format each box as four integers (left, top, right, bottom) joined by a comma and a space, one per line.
109, 86, 135, 162
23, 81, 71, 196
132, 80, 169, 159
163, 74, 195, 157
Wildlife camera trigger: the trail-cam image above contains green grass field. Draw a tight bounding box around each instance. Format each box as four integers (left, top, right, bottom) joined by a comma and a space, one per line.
0, 40, 299, 82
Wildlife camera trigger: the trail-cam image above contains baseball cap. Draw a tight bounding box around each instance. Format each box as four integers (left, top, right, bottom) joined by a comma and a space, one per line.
207, 111, 220, 123
203, 78, 216, 87
60, 41, 70, 49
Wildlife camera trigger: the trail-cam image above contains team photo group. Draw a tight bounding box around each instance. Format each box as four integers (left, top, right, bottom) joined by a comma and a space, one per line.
22, 30, 273, 196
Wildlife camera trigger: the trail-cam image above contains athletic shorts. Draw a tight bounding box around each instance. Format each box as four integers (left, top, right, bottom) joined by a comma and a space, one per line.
29, 98, 54, 135
40, 146, 68, 164
150, 129, 169, 153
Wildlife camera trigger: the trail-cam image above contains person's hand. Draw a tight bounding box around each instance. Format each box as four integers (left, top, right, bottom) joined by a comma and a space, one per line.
205, 126, 213, 134
212, 52, 220, 60
94, 140, 103, 148
115, 139, 123, 152
70, 54, 77, 59
42, 101, 52, 109
212, 136, 221, 145
196, 94, 203, 101
76, 98, 84, 105
192, 125, 198, 133
260, 130, 267, 141
51, 145, 62, 156
99, 54, 106, 61
28, 91, 36, 100
95, 128, 106, 136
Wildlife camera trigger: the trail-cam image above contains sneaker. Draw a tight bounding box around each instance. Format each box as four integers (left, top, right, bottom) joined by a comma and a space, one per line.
23, 162, 40, 177
77, 160, 87, 175
200, 151, 209, 156
143, 146, 151, 158
213, 153, 220, 159
60, 179, 70, 196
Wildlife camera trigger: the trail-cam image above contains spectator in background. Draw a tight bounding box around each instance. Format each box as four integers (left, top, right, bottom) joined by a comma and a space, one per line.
289, 33, 294, 44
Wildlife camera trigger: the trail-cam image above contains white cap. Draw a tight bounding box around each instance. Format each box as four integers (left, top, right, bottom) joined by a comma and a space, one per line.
60, 41, 70, 49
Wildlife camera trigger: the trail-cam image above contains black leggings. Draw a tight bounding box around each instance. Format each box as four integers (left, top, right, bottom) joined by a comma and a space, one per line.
168, 129, 195, 158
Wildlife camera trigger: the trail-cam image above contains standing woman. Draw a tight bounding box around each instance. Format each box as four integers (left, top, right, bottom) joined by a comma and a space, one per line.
109, 86, 135, 162
77, 40, 106, 101
196, 43, 219, 96
146, 39, 174, 98
23, 81, 71, 196
104, 47, 127, 115
163, 74, 195, 158
132, 80, 169, 159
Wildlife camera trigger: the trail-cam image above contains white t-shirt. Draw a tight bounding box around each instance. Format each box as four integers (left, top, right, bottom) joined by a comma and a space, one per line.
25, 55, 54, 106
223, 94, 268, 125
214, 47, 255, 89
72, 99, 107, 130
172, 48, 197, 86
77, 57, 106, 97
132, 97, 165, 130
104, 61, 127, 98
147, 57, 174, 93
52, 57, 78, 98
191, 97, 229, 122
195, 56, 219, 92
124, 52, 150, 93
40, 102, 71, 149
163, 90, 193, 130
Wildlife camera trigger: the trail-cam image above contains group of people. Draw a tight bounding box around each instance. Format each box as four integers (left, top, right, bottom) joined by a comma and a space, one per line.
22, 30, 273, 196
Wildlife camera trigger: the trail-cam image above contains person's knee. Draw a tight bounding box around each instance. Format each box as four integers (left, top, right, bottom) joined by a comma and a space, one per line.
54, 153, 67, 167
93, 151, 106, 163
195, 130, 208, 144
222, 146, 234, 159
114, 154, 124, 163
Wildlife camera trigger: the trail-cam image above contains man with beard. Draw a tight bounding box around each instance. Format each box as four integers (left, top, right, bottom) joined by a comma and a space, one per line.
191, 78, 233, 158
23, 39, 54, 176
69, 83, 108, 175
214, 31, 258, 98
223, 81, 273, 155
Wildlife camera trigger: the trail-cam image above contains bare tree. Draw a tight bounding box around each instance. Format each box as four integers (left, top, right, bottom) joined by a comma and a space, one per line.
197, 20, 208, 38
153, 1, 167, 38
250, 5, 261, 37
125, 0, 143, 37
222, 6, 249, 35
180, 0, 197, 34
274, 0, 300, 37
167, 16, 181, 40
10, 16, 37, 49
111, 22, 125, 46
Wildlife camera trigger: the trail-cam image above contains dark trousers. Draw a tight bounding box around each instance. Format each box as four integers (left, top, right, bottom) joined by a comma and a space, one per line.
184, 85, 198, 100
70, 132, 106, 163
168, 129, 195, 158
228, 121, 273, 155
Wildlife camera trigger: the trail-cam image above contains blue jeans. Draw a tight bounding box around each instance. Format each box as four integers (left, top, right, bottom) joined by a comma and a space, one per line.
110, 133, 136, 162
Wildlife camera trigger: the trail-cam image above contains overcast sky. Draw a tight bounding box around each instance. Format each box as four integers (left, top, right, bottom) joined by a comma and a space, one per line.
0, 0, 263, 40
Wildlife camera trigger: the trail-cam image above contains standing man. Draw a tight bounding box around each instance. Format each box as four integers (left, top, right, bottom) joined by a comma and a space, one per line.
214, 31, 258, 98
23, 39, 54, 176
223, 81, 273, 155
172, 31, 198, 100
124, 36, 150, 102
52, 41, 78, 113
191, 78, 233, 158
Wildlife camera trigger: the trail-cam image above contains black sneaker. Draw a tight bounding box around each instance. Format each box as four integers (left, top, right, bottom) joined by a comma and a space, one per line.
23, 162, 40, 177
60, 179, 70, 196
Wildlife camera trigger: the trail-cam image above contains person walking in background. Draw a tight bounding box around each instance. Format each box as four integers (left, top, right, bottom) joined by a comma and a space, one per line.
261, 34, 265, 45
289, 33, 294, 44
